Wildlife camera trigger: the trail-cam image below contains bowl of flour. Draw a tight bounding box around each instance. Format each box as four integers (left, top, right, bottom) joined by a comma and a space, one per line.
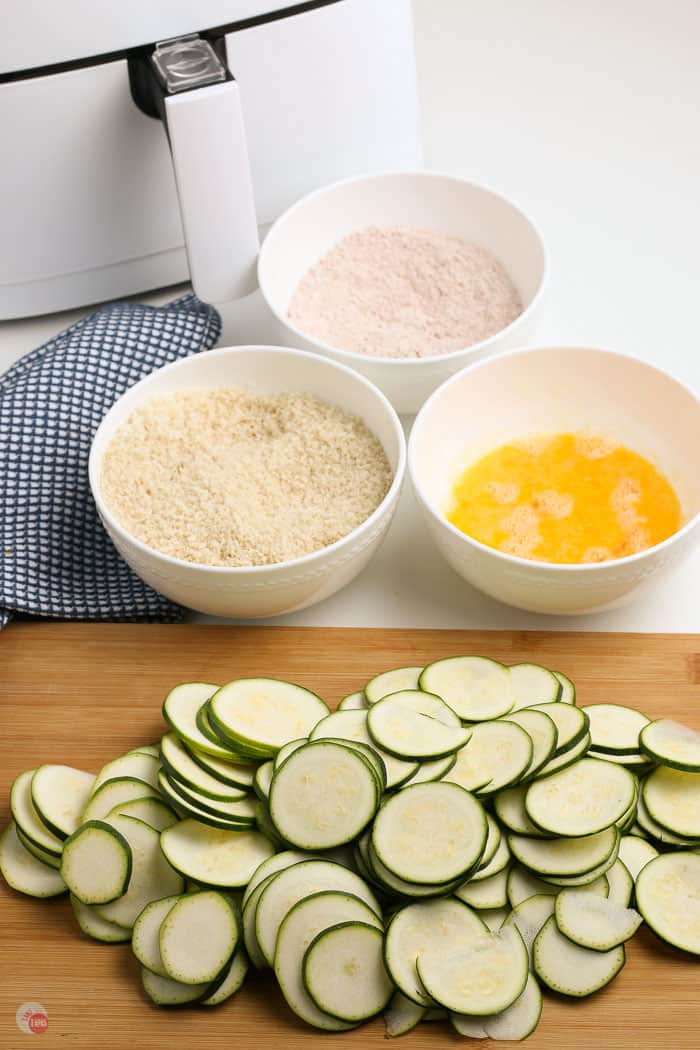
258, 172, 548, 413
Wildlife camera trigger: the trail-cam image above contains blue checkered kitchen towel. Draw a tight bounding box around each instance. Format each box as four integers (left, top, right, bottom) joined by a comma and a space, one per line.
0, 294, 222, 630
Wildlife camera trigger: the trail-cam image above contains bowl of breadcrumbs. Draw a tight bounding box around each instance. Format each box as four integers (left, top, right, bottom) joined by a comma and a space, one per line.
89, 345, 405, 617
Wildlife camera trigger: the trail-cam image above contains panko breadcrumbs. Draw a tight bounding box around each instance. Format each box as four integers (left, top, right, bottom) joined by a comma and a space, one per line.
100, 388, 393, 567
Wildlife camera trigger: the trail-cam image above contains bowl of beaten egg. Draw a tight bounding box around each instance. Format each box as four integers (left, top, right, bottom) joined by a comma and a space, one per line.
89, 346, 405, 618
408, 347, 700, 614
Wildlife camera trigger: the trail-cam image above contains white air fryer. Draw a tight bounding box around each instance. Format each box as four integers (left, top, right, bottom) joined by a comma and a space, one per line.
0, 0, 421, 319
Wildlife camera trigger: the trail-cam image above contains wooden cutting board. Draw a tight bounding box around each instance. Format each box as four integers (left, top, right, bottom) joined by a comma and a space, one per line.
1, 623, 699, 1049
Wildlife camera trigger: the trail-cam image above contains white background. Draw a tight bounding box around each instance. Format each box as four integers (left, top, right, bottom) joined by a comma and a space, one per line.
2, 0, 700, 631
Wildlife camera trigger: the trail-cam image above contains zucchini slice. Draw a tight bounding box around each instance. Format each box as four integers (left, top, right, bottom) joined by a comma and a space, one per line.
635, 795, 699, 847
0, 822, 66, 898
61, 820, 132, 904
303, 921, 392, 1022
310, 710, 417, 790
419, 656, 515, 721
30, 765, 95, 839
552, 670, 576, 704
615, 777, 640, 829
635, 851, 700, 955
160, 820, 274, 888
555, 889, 642, 950
366, 690, 468, 760
506, 862, 608, 908
242, 849, 313, 908
581, 703, 650, 755
253, 761, 274, 802
587, 748, 652, 771
269, 741, 379, 850
275, 890, 381, 1031
107, 797, 178, 832
440, 745, 490, 795
163, 681, 237, 760
502, 893, 555, 964
509, 663, 562, 710
160, 733, 248, 801
506, 864, 558, 907
10, 769, 64, 857
372, 781, 487, 885
364, 666, 424, 705
417, 924, 528, 1015
158, 794, 242, 832
468, 971, 542, 1041
383, 898, 487, 1006
158, 771, 256, 823
200, 701, 271, 759
315, 738, 387, 794
450, 1014, 488, 1038
201, 948, 249, 1006
534, 915, 625, 996
81, 777, 160, 824
479, 906, 511, 932
474, 814, 504, 874
141, 966, 211, 1006
70, 894, 131, 943
538, 852, 619, 889
243, 873, 278, 969
133, 744, 160, 758
384, 991, 426, 1037
525, 757, 636, 837
209, 678, 329, 755
444, 722, 533, 797
500, 708, 557, 778
508, 826, 619, 877
160, 890, 239, 984
132, 894, 181, 976
16, 825, 62, 869
455, 866, 510, 909
366, 838, 464, 899
642, 766, 700, 839
273, 739, 307, 770
528, 702, 588, 756
92, 752, 159, 794
338, 691, 369, 711
255, 859, 380, 966
157, 773, 256, 830
185, 745, 255, 788
254, 801, 290, 850
494, 784, 551, 838
532, 732, 591, 779
400, 753, 456, 787
95, 815, 184, 928
618, 834, 659, 881
604, 858, 634, 906
639, 718, 700, 771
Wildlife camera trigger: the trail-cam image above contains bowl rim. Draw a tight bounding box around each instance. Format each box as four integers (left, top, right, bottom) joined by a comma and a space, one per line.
257, 169, 549, 369
89, 344, 406, 576
408, 343, 700, 574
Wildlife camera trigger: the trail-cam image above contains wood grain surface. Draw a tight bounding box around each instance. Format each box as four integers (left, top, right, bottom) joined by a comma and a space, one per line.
1, 623, 699, 1050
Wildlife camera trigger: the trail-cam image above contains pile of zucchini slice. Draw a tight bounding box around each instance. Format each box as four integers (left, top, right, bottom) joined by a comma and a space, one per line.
1, 657, 700, 1039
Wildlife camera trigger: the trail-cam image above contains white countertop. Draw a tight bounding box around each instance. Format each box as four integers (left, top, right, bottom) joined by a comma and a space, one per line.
2, 0, 700, 633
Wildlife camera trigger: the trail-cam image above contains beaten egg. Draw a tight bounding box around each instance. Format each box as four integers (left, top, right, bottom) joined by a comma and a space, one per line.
447, 433, 681, 564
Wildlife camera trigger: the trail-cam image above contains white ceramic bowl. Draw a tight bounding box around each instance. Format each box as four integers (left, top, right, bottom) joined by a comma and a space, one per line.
258, 171, 548, 414
409, 346, 700, 615
89, 346, 405, 618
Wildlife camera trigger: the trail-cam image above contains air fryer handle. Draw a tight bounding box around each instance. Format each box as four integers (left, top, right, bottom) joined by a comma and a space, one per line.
148, 36, 259, 303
